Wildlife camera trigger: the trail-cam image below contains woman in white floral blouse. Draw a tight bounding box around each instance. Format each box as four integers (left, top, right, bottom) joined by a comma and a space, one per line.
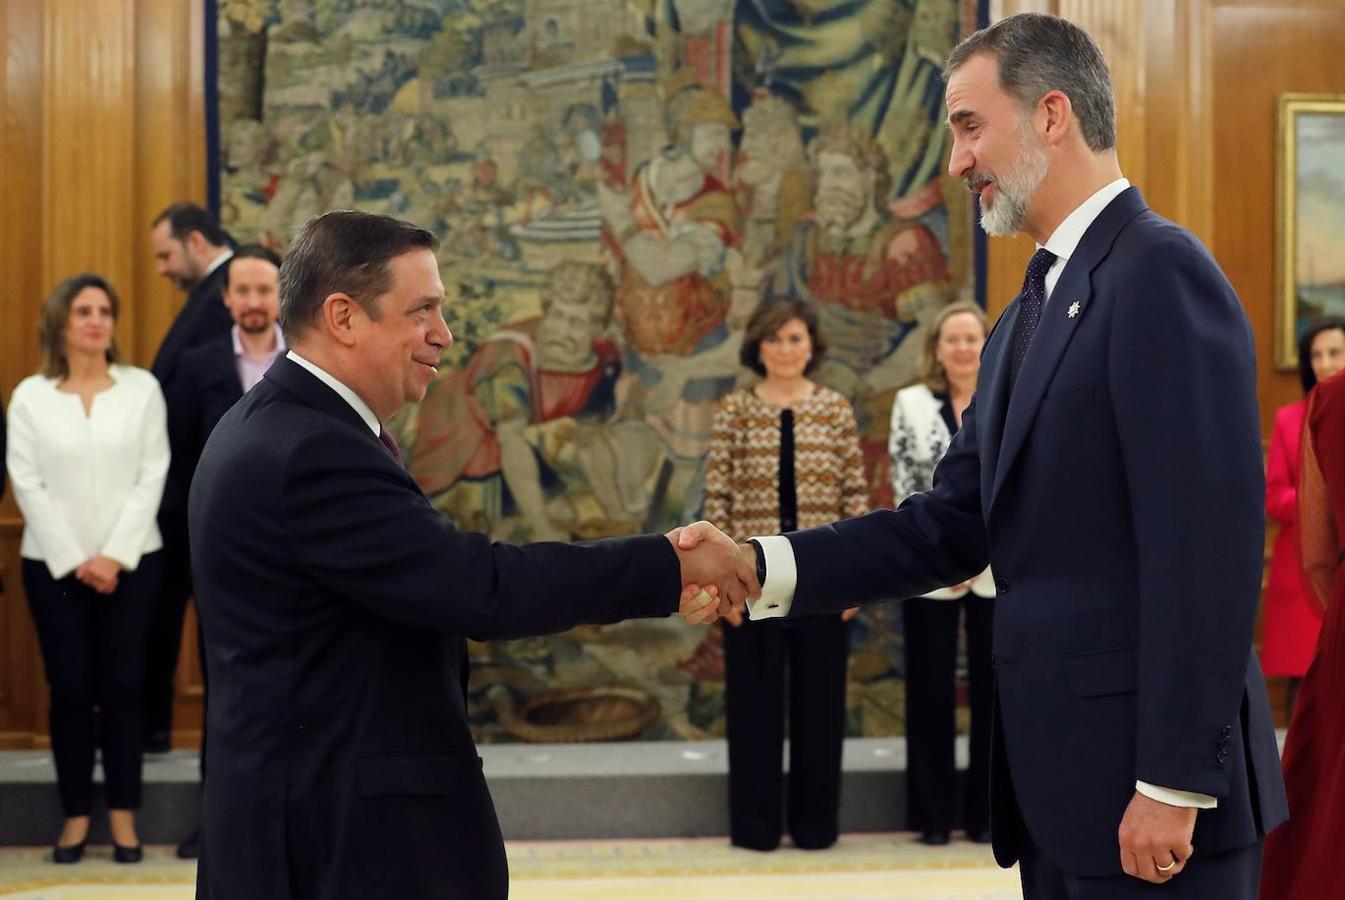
888, 300, 994, 846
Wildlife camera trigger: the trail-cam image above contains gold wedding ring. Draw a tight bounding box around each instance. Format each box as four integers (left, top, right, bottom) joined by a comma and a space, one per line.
1156, 857, 1177, 873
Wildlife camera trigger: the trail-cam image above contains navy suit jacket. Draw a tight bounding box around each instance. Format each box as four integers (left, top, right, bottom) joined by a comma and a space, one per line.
189, 356, 680, 899
165, 335, 243, 516
154, 261, 233, 528
784, 188, 1287, 875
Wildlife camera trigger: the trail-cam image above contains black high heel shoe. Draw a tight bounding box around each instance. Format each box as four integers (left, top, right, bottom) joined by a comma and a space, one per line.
52, 839, 86, 864
113, 843, 143, 864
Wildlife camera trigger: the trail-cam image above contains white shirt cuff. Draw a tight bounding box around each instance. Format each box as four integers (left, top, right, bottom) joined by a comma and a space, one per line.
1135, 781, 1217, 809
746, 535, 797, 619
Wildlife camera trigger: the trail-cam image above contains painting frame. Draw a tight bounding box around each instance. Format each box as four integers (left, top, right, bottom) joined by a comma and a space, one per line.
1276, 93, 1345, 371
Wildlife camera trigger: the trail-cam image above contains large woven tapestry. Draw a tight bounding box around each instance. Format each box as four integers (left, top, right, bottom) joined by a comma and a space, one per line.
216, 0, 984, 742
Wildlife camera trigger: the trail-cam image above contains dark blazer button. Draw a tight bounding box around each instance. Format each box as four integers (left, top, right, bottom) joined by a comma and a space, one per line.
1222, 725, 1233, 737
994, 578, 1010, 594
1216, 750, 1229, 764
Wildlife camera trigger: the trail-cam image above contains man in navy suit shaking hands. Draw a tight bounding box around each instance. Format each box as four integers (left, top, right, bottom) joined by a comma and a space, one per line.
681, 13, 1286, 899
189, 210, 751, 899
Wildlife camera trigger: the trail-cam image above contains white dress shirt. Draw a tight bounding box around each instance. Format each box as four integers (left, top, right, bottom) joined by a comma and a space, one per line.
1040, 178, 1130, 304
749, 177, 1216, 809
6, 365, 169, 579
285, 351, 381, 435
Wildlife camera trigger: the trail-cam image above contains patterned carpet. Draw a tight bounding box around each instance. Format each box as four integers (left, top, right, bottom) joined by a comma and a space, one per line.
0, 834, 1021, 898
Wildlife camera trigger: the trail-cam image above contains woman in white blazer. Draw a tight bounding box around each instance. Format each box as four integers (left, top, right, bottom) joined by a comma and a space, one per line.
6, 274, 169, 864
888, 301, 994, 846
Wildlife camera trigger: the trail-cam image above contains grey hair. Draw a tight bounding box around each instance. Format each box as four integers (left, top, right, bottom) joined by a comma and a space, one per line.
944, 13, 1116, 152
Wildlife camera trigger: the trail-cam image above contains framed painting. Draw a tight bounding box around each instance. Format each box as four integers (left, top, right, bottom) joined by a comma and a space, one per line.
1277, 94, 1345, 370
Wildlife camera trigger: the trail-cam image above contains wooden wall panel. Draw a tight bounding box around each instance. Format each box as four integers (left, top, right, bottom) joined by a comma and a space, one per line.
0, 0, 49, 747
41, 0, 138, 306
1211, 1, 1345, 435
0, 0, 205, 748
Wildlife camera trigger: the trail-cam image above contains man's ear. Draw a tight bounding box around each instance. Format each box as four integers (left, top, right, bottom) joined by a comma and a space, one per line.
320, 293, 361, 348
1039, 90, 1073, 147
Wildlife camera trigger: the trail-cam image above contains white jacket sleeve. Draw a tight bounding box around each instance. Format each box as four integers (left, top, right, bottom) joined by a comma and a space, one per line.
101, 380, 170, 571
6, 390, 88, 579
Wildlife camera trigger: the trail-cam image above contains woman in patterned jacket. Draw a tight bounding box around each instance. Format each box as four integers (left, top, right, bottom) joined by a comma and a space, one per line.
888, 300, 994, 846
703, 297, 867, 851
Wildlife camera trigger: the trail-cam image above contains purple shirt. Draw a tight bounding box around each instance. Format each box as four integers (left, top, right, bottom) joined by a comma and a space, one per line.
233, 324, 286, 393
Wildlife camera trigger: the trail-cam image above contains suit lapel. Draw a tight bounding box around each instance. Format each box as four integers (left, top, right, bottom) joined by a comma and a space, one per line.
988, 187, 1150, 511
265, 357, 416, 483
975, 302, 1017, 518
264, 356, 381, 447
205, 338, 236, 397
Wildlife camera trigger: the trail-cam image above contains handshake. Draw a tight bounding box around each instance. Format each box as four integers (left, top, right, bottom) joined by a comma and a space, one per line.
665, 522, 760, 627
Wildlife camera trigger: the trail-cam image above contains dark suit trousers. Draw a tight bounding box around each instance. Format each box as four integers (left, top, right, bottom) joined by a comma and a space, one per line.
144, 528, 192, 739
903, 594, 995, 835
23, 553, 162, 815
1021, 830, 1262, 899
723, 614, 849, 851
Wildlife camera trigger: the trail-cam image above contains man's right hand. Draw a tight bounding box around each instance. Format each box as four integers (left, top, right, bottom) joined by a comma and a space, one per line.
670, 521, 759, 620
679, 584, 721, 625
666, 521, 760, 618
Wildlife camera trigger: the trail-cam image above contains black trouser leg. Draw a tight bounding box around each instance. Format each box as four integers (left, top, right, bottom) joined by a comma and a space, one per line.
963, 594, 995, 836
23, 560, 99, 817
902, 597, 960, 834
786, 614, 850, 849
143, 536, 192, 741
1022, 828, 1263, 899
724, 618, 786, 850
93, 553, 161, 810
1019, 830, 1075, 900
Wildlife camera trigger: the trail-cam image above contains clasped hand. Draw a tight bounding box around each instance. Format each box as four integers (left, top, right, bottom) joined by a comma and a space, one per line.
665, 522, 759, 625
75, 555, 121, 595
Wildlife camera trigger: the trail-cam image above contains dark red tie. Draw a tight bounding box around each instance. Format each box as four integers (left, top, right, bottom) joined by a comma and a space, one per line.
378, 426, 404, 468
1008, 248, 1057, 394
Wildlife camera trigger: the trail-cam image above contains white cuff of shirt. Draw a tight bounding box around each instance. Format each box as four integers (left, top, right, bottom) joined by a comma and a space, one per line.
746, 535, 797, 620
1135, 781, 1217, 809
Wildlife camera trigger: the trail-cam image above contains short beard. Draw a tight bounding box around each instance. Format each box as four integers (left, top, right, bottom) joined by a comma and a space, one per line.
974, 125, 1049, 237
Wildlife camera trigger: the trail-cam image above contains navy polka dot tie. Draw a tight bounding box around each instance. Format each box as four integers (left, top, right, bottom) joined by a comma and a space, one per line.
1008, 248, 1057, 394
378, 426, 404, 468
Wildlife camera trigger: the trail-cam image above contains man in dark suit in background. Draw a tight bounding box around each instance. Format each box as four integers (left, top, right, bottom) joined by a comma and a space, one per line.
144, 203, 235, 754
163, 243, 285, 860
682, 13, 1286, 899
189, 210, 747, 899
167, 243, 286, 490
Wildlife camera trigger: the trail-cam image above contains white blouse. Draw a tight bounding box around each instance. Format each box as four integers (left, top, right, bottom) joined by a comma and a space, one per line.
889, 383, 995, 600
6, 365, 169, 579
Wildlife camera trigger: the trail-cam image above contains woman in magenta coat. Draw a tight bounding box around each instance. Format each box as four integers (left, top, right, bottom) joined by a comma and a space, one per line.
1262, 317, 1345, 713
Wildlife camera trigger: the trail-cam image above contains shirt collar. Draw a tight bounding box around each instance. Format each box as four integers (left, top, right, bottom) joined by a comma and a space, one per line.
1040, 177, 1131, 263
285, 350, 381, 436
232, 323, 287, 358
202, 249, 234, 280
